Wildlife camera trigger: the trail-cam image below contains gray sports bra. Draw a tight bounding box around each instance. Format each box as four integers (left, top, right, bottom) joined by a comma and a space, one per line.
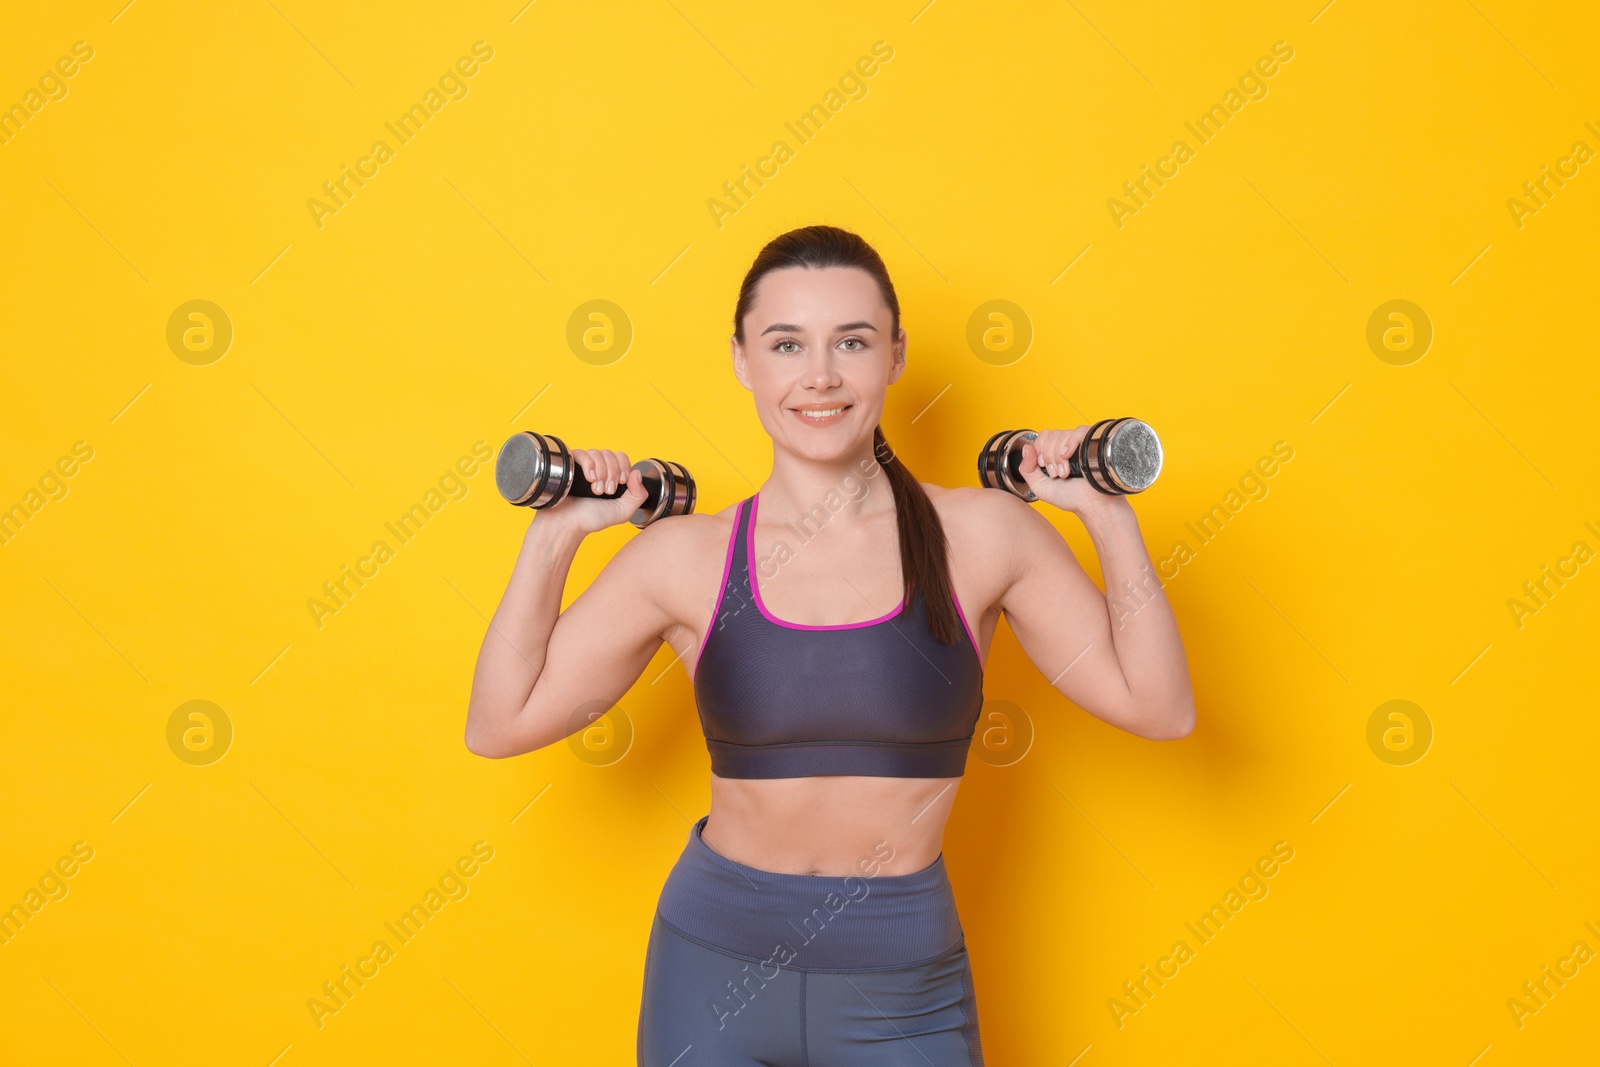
691, 492, 985, 779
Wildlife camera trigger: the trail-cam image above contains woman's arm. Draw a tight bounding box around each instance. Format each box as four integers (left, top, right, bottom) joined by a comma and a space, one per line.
991, 431, 1196, 740
464, 461, 678, 759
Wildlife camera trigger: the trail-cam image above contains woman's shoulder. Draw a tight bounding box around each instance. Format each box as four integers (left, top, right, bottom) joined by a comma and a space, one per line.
609, 500, 745, 630
920, 480, 1031, 530
617, 498, 748, 589
629, 497, 741, 554
919, 479, 1040, 565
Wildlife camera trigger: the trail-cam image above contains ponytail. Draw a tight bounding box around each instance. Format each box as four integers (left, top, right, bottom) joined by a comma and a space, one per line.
874, 425, 962, 646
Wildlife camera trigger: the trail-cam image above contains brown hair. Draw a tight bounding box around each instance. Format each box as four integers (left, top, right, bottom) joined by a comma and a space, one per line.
732, 224, 963, 645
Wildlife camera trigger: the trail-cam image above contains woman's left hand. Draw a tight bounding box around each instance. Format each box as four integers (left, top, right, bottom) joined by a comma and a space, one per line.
1017, 427, 1131, 516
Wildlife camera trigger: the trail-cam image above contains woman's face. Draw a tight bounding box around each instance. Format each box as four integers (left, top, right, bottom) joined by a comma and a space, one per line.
731, 265, 906, 462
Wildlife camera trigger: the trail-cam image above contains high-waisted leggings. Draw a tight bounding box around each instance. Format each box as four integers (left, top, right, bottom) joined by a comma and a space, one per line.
637, 814, 984, 1066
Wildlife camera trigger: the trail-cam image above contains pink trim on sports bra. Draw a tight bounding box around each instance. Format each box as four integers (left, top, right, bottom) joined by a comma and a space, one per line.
692, 492, 986, 674
746, 491, 907, 631
691, 493, 987, 779
951, 590, 983, 671
691, 503, 744, 677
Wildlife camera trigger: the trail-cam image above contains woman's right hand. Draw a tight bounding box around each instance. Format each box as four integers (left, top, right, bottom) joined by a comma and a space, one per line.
540, 448, 650, 536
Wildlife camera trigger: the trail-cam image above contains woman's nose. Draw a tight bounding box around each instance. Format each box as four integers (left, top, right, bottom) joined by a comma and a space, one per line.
802, 347, 840, 385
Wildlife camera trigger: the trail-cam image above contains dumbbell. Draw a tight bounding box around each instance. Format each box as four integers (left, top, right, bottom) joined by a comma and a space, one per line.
495, 431, 696, 529
978, 417, 1163, 500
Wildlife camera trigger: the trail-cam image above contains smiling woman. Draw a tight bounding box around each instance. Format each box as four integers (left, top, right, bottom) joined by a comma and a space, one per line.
627, 227, 992, 1063
464, 223, 1195, 1065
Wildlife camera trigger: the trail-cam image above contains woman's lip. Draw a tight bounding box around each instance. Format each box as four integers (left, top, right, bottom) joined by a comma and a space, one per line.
790, 404, 851, 425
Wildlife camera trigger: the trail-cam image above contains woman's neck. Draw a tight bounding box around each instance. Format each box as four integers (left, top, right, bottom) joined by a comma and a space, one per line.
759, 448, 895, 526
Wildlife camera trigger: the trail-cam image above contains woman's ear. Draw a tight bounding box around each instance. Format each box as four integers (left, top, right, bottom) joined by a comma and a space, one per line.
730, 335, 752, 390
887, 327, 907, 384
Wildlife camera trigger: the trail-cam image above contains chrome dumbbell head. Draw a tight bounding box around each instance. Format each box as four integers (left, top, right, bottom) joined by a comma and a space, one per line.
495, 431, 697, 529
628, 457, 696, 528
978, 418, 1163, 499
977, 428, 1041, 501
1081, 417, 1162, 494
496, 431, 574, 508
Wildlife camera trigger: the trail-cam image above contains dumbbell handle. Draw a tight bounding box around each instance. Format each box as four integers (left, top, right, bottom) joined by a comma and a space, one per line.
567, 467, 632, 499
1005, 447, 1087, 483
565, 457, 688, 520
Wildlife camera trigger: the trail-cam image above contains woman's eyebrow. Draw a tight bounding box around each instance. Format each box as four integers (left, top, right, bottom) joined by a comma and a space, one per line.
759, 321, 879, 335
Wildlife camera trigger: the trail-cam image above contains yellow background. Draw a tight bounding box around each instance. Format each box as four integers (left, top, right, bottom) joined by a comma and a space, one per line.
2, 0, 1597, 1062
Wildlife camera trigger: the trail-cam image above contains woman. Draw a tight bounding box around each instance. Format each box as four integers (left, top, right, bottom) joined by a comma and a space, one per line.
464, 225, 1195, 1065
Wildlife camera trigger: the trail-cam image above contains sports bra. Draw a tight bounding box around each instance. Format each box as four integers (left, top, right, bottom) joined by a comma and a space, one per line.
691, 492, 985, 779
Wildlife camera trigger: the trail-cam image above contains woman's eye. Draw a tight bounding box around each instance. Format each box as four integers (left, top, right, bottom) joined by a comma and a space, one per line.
840, 337, 866, 351
773, 339, 800, 354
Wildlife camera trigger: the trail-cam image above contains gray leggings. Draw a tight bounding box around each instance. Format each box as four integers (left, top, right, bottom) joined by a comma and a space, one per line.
637, 815, 983, 1066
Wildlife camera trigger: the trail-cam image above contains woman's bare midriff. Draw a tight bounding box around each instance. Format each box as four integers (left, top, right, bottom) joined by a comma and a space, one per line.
703, 773, 961, 876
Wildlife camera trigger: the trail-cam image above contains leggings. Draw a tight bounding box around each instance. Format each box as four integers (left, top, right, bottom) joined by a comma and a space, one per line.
638, 814, 984, 1066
